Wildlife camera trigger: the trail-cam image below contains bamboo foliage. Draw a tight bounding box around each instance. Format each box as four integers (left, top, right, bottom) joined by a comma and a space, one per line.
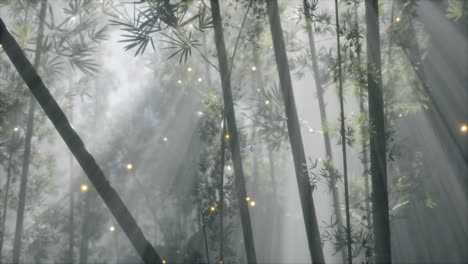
0, 18, 162, 264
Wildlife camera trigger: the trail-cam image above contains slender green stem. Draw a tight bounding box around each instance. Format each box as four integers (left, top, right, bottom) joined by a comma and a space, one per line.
333, 0, 352, 263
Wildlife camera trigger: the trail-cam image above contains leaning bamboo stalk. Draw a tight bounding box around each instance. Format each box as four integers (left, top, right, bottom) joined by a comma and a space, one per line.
265, 0, 325, 263
0, 18, 162, 264
209, 1, 257, 263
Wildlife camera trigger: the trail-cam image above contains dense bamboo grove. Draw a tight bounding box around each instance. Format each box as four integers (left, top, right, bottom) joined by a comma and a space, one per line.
0, 0, 467, 263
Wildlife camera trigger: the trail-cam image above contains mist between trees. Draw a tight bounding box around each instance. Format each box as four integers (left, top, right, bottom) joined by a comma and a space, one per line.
0, 0, 466, 263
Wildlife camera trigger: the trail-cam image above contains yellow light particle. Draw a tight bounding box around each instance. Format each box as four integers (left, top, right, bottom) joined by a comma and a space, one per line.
13, 127, 20, 132
163, 137, 168, 142
162, 260, 167, 264
177, 80, 182, 84
265, 100, 270, 105
70, 16, 76, 21
256, 88, 261, 92
80, 184, 88, 192
395, 16, 401, 23
109, 225, 116, 232
398, 113, 403, 118
210, 206, 216, 212
245, 196, 250, 202
251, 66, 257, 71
225, 133, 230, 139
126, 163, 133, 170
198, 77, 203, 82
308, 128, 314, 133
226, 165, 232, 171
461, 124, 467, 133
249, 201, 256, 207
187, 67, 192, 72
0, 43, 3, 48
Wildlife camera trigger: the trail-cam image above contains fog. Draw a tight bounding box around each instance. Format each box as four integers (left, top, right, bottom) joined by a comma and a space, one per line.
0, 0, 466, 263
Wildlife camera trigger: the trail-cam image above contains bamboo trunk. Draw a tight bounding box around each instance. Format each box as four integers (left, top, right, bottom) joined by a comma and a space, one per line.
251, 47, 261, 194
353, 1, 373, 236
209, 1, 257, 263
218, 118, 226, 263
303, 1, 346, 262
202, 216, 210, 264
11, 1, 47, 262
364, 1, 392, 263
265, 0, 325, 263
268, 151, 278, 204
267, 150, 280, 261
332, 0, 352, 262
0, 17, 162, 264
0, 148, 13, 263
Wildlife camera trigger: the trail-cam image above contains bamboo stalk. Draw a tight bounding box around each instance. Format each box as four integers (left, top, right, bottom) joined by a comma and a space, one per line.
303, 1, 347, 262
0, 18, 162, 264
364, 1, 392, 262
209, 1, 257, 263
265, 0, 325, 263
11, 1, 48, 261
333, 0, 352, 262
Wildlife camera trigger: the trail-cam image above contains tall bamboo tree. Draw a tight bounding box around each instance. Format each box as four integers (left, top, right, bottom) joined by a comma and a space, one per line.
302, 1, 346, 262
12, 1, 48, 261
364, 0, 392, 262
0, 129, 18, 263
265, 0, 324, 263
218, 117, 226, 264
0, 155, 12, 264
353, 0, 372, 234
209, 1, 257, 263
251, 45, 261, 194
332, 0, 352, 262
